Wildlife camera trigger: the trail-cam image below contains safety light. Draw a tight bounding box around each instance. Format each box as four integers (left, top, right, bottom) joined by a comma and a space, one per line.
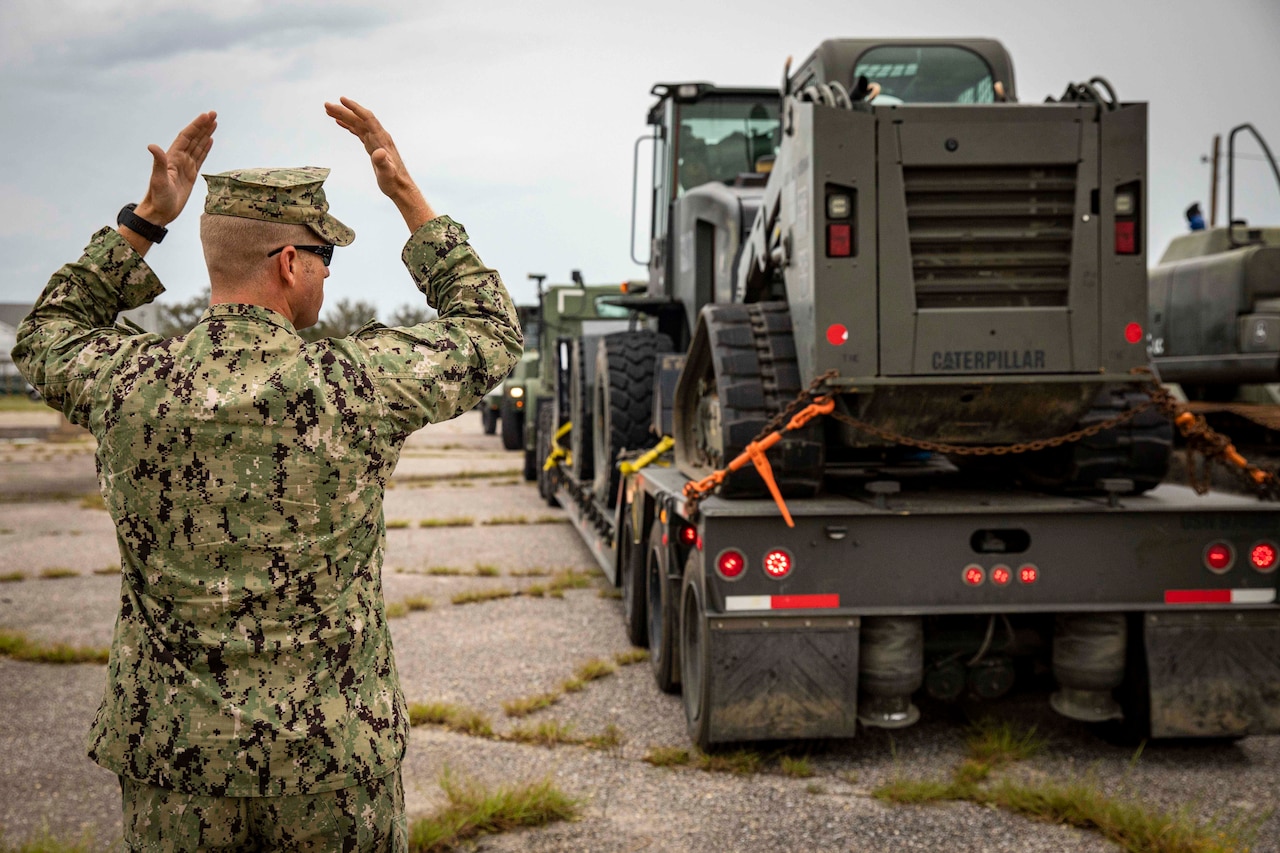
716, 549, 746, 580
508, 386, 524, 398
1018, 564, 1039, 584
1249, 541, 1277, 573
677, 84, 701, 99
1204, 541, 1235, 573
827, 194, 852, 218
763, 549, 793, 579
826, 324, 849, 346
990, 565, 1012, 586
1115, 221, 1137, 254
963, 565, 984, 586
1124, 323, 1143, 344
827, 223, 853, 257
678, 525, 698, 547
1114, 191, 1135, 216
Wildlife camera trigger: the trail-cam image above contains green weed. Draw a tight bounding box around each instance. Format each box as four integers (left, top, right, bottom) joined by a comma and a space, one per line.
407, 770, 578, 853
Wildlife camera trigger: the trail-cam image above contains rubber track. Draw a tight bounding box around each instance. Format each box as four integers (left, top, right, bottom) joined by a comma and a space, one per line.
1022, 387, 1173, 494
704, 302, 823, 497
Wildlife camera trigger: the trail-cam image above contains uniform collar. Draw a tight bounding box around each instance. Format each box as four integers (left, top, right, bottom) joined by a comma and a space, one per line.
197, 303, 299, 337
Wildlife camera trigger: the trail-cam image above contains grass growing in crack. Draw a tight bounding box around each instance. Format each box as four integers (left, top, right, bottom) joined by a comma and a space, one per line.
420, 516, 475, 528
93, 565, 121, 575
408, 770, 578, 853
474, 564, 500, 577
404, 596, 434, 612
575, 658, 617, 682
560, 676, 586, 694
78, 492, 106, 510
385, 519, 411, 529
426, 566, 465, 576
38, 568, 77, 579
407, 702, 494, 738
398, 469, 523, 485
614, 649, 649, 666
598, 588, 622, 600
452, 588, 516, 606
584, 724, 625, 750
779, 756, 813, 778
506, 719, 579, 747
870, 718, 1259, 852
643, 746, 691, 768
386, 602, 409, 619
546, 570, 594, 596
0, 825, 96, 852
481, 515, 528, 526
0, 630, 108, 664
502, 692, 561, 718
642, 746, 762, 775
534, 515, 568, 524
805, 782, 827, 795
525, 584, 547, 597
510, 568, 549, 578
0, 571, 26, 582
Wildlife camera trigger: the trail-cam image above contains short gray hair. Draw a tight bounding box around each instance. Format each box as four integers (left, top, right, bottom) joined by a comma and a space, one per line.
200, 214, 322, 282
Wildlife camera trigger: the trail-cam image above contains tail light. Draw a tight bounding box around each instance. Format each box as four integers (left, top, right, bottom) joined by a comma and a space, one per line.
963, 565, 984, 586
678, 525, 698, 548
1204, 541, 1235, 573
716, 549, 746, 580
763, 549, 793, 579
1113, 182, 1141, 256
1018, 564, 1039, 584
1249, 541, 1278, 573
990, 565, 1012, 586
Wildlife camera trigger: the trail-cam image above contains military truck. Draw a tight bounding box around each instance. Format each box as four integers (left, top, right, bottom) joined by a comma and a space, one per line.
478, 303, 539, 439
1149, 123, 1280, 439
538, 38, 1280, 749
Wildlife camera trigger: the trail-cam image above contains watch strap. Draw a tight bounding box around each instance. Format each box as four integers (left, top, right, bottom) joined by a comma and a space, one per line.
117, 203, 168, 244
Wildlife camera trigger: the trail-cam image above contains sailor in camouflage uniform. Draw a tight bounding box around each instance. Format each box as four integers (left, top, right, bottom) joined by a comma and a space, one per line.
12, 99, 521, 851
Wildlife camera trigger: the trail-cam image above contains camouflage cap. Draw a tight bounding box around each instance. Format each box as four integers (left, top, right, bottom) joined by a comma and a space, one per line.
202, 167, 355, 246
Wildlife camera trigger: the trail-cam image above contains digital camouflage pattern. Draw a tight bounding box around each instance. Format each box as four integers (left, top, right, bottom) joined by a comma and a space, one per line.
121, 768, 405, 852
12, 216, 520, 796
203, 167, 356, 246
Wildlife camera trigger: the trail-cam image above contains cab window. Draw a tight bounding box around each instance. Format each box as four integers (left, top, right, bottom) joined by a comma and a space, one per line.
675, 99, 779, 195
855, 46, 995, 104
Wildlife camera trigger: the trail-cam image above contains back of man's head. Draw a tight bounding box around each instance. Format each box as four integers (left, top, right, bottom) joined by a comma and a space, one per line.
200, 214, 318, 285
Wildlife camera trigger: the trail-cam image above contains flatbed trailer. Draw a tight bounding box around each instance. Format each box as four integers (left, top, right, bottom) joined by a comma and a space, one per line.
552, 461, 1280, 748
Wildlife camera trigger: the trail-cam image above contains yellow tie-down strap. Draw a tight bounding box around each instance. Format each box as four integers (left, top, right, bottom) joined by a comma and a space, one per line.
619, 436, 674, 476
543, 421, 573, 471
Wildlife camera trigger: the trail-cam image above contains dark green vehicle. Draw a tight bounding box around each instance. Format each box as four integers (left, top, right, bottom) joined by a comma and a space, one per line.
541, 38, 1280, 750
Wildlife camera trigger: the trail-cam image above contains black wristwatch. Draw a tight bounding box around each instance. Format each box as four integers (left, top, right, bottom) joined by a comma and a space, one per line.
117, 203, 168, 244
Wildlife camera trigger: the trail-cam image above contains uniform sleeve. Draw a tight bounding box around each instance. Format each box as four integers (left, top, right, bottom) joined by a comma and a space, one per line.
11, 227, 165, 428
332, 216, 522, 434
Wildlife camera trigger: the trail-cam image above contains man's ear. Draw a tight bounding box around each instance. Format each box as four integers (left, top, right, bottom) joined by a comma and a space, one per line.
274, 246, 299, 289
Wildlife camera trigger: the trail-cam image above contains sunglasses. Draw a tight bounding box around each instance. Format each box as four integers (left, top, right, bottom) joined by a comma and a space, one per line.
267, 245, 334, 267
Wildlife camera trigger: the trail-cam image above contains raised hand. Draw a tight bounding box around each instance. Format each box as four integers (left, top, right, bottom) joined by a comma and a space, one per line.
136, 111, 218, 227
324, 97, 434, 231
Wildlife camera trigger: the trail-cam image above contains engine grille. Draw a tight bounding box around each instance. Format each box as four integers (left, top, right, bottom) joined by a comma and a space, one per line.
903, 165, 1077, 309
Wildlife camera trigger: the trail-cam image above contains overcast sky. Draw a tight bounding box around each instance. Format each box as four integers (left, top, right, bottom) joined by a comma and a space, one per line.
2, 0, 1278, 319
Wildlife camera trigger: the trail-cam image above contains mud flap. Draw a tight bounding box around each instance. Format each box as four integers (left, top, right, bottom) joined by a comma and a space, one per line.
1145, 610, 1280, 738
707, 615, 860, 742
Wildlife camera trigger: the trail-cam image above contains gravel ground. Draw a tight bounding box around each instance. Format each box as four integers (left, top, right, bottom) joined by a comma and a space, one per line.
2, 410, 1279, 851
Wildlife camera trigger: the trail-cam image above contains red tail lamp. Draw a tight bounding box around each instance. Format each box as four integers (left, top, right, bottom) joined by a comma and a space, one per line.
716, 549, 746, 580
963, 565, 984, 586
678, 525, 698, 547
1018, 564, 1039, 584
763, 549, 793, 579
1249, 541, 1277, 573
990, 565, 1012, 586
1204, 541, 1235, 573
1124, 322, 1143, 344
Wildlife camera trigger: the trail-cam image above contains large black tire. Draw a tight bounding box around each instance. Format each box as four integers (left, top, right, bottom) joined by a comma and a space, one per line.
620, 508, 648, 647
1020, 387, 1173, 495
500, 405, 524, 451
676, 302, 823, 498
680, 550, 713, 751
569, 338, 594, 482
592, 331, 673, 505
535, 400, 559, 507
647, 523, 679, 693
523, 446, 537, 482
481, 405, 497, 435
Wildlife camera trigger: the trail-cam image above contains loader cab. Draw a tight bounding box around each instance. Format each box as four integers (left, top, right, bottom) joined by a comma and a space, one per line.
789, 38, 1018, 104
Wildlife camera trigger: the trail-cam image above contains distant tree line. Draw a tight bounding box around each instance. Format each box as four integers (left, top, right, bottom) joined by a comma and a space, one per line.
153, 290, 435, 341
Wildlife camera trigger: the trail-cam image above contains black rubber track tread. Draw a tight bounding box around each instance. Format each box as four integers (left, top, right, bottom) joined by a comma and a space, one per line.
1020, 387, 1173, 494
706, 302, 823, 498
593, 331, 673, 504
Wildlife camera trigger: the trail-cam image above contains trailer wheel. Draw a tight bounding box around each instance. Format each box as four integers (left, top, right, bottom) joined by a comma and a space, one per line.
680, 551, 713, 750
592, 331, 673, 505
522, 446, 537, 482
620, 508, 648, 647
647, 522, 679, 693
535, 400, 559, 507
481, 406, 497, 435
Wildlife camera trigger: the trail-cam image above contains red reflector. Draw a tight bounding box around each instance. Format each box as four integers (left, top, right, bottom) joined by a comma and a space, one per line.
716, 549, 746, 580
1204, 542, 1234, 573
772, 594, 839, 609
1124, 322, 1143, 344
1165, 589, 1231, 604
990, 565, 1011, 586
1115, 220, 1137, 254
826, 323, 849, 346
695, 534, 703, 551
679, 525, 698, 547
963, 565, 984, 586
1018, 564, 1039, 584
763, 549, 793, 579
827, 223, 852, 257
1250, 541, 1278, 572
